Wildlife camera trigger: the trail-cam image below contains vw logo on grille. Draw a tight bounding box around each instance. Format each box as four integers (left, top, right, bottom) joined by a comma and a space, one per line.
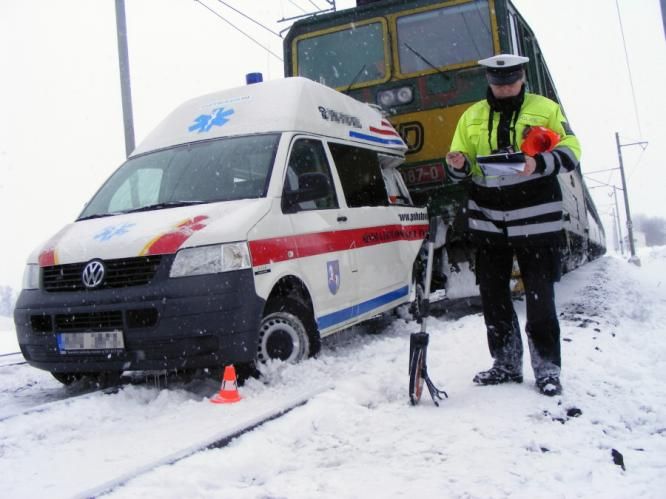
82, 260, 106, 289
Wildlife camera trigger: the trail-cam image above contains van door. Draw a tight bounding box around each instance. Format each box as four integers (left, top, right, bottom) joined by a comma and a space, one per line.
282, 137, 358, 334
327, 142, 415, 320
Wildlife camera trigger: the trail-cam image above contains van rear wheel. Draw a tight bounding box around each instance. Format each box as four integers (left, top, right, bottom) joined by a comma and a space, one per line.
257, 311, 310, 363
51, 372, 84, 385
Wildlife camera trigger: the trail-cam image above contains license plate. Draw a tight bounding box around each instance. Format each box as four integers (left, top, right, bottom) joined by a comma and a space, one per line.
57, 330, 125, 353
402, 163, 446, 186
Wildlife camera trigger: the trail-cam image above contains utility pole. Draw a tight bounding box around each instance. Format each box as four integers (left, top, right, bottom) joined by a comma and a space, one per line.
115, 0, 135, 158
615, 132, 646, 266
612, 186, 624, 255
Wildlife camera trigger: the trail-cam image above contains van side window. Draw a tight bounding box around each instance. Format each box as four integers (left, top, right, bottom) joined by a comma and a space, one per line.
283, 139, 338, 212
328, 143, 389, 207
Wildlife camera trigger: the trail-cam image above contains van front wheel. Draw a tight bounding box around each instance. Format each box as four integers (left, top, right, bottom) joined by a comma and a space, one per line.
257, 311, 310, 364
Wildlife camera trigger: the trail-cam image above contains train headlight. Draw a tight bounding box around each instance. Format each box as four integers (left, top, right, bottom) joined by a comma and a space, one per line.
378, 90, 396, 107
396, 86, 413, 104
377, 86, 414, 108
170, 242, 251, 277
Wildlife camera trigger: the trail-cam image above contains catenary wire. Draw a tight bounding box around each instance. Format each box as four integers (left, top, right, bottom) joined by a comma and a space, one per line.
194, 0, 283, 61
215, 0, 282, 38
615, 0, 643, 137
287, 0, 308, 14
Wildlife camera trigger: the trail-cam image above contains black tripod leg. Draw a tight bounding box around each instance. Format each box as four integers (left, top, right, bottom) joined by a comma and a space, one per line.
409, 333, 428, 405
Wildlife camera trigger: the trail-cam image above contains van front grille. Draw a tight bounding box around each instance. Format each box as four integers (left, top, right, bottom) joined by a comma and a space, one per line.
42, 256, 162, 292
55, 311, 124, 332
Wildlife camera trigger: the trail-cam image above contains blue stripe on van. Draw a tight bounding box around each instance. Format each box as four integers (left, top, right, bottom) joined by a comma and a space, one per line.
316, 285, 409, 331
349, 131, 404, 145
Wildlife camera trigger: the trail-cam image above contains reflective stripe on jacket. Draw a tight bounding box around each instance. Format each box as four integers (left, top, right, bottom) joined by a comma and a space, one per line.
446, 92, 582, 246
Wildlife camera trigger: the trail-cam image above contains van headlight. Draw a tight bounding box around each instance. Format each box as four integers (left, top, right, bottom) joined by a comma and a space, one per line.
169, 242, 251, 278
22, 263, 40, 290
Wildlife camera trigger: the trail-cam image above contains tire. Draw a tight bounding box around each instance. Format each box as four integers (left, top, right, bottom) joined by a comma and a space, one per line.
257, 310, 310, 363
51, 372, 84, 385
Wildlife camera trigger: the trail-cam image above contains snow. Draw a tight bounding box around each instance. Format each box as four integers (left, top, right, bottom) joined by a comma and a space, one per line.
1, 248, 665, 498
0, 316, 18, 352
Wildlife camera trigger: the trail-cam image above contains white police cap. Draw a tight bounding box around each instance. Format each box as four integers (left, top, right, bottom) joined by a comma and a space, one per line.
478, 54, 529, 85
478, 54, 529, 69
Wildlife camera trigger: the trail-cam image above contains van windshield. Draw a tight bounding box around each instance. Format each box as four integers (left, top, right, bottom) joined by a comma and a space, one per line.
79, 134, 280, 220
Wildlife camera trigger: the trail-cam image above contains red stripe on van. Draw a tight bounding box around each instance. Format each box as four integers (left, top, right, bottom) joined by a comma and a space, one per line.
248, 223, 428, 267
141, 215, 208, 256
369, 126, 400, 137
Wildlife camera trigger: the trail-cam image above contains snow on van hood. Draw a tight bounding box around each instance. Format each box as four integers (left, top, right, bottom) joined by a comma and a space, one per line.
32, 199, 271, 266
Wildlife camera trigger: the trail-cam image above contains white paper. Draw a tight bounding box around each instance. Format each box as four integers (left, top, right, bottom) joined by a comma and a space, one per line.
478, 161, 525, 176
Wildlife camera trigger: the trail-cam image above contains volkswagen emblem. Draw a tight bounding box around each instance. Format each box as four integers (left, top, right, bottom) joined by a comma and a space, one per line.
82, 260, 105, 289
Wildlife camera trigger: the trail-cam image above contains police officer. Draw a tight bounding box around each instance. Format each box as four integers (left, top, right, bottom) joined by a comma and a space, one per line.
445, 54, 581, 396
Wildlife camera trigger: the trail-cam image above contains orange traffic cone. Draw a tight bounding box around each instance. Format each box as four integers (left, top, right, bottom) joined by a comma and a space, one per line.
210, 365, 242, 404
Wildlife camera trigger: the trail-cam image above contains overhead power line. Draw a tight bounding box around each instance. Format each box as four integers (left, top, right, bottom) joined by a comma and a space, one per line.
287, 0, 308, 14
615, 0, 643, 137
215, 0, 282, 39
194, 0, 283, 62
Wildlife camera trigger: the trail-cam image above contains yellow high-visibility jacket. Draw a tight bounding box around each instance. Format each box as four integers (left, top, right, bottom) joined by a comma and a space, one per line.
446, 91, 582, 246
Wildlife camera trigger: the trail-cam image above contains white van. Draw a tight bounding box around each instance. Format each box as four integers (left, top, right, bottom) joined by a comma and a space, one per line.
14, 77, 427, 384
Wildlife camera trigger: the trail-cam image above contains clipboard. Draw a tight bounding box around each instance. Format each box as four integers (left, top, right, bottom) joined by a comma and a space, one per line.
477, 152, 525, 176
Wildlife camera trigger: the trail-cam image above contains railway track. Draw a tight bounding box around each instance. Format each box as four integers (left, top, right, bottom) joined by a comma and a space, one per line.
0, 351, 26, 368
71, 385, 330, 499
0, 383, 120, 422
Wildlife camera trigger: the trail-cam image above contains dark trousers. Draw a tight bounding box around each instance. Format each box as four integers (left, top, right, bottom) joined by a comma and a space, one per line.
476, 245, 562, 379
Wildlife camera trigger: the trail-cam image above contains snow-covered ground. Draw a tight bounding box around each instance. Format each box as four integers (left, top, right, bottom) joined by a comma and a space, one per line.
1, 248, 665, 498
0, 315, 18, 352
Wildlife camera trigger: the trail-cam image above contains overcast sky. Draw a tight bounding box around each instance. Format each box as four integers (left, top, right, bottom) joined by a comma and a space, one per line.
1, 0, 664, 288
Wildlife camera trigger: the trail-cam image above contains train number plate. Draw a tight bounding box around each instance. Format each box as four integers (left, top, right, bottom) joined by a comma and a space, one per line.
57, 331, 125, 353
402, 163, 446, 186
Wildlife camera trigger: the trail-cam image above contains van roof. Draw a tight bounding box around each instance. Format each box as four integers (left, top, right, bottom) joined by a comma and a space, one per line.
132, 77, 407, 157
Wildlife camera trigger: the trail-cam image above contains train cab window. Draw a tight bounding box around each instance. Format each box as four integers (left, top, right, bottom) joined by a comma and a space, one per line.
329, 143, 389, 208
296, 21, 387, 89
396, 0, 493, 74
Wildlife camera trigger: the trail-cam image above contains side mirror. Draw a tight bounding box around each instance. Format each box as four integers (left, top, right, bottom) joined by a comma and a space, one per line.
282, 172, 331, 212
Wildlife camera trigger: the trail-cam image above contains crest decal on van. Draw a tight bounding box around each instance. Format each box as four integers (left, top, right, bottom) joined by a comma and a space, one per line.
188, 107, 235, 133
327, 260, 340, 295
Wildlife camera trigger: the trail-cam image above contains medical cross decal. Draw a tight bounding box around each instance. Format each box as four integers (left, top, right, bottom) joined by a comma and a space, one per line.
188, 107, 235, 133
93, 223, 135, 242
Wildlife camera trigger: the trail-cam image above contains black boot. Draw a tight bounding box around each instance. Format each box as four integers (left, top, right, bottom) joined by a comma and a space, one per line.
473, 366, 523, 385
536, 376, 562, 396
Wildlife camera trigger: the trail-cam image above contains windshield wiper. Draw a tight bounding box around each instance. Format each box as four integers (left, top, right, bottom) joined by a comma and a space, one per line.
403, 43, 448, 78
343, 64, 367, 94
77, 212, 116, 221
78, 200, 208, 220
120, 200, 207, 214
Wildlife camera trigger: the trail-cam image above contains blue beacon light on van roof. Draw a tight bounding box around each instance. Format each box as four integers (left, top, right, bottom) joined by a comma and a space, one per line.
246, 72, 263, 85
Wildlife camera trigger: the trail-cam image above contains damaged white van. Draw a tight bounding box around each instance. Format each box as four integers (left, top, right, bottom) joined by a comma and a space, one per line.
14, 77, 428, 384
